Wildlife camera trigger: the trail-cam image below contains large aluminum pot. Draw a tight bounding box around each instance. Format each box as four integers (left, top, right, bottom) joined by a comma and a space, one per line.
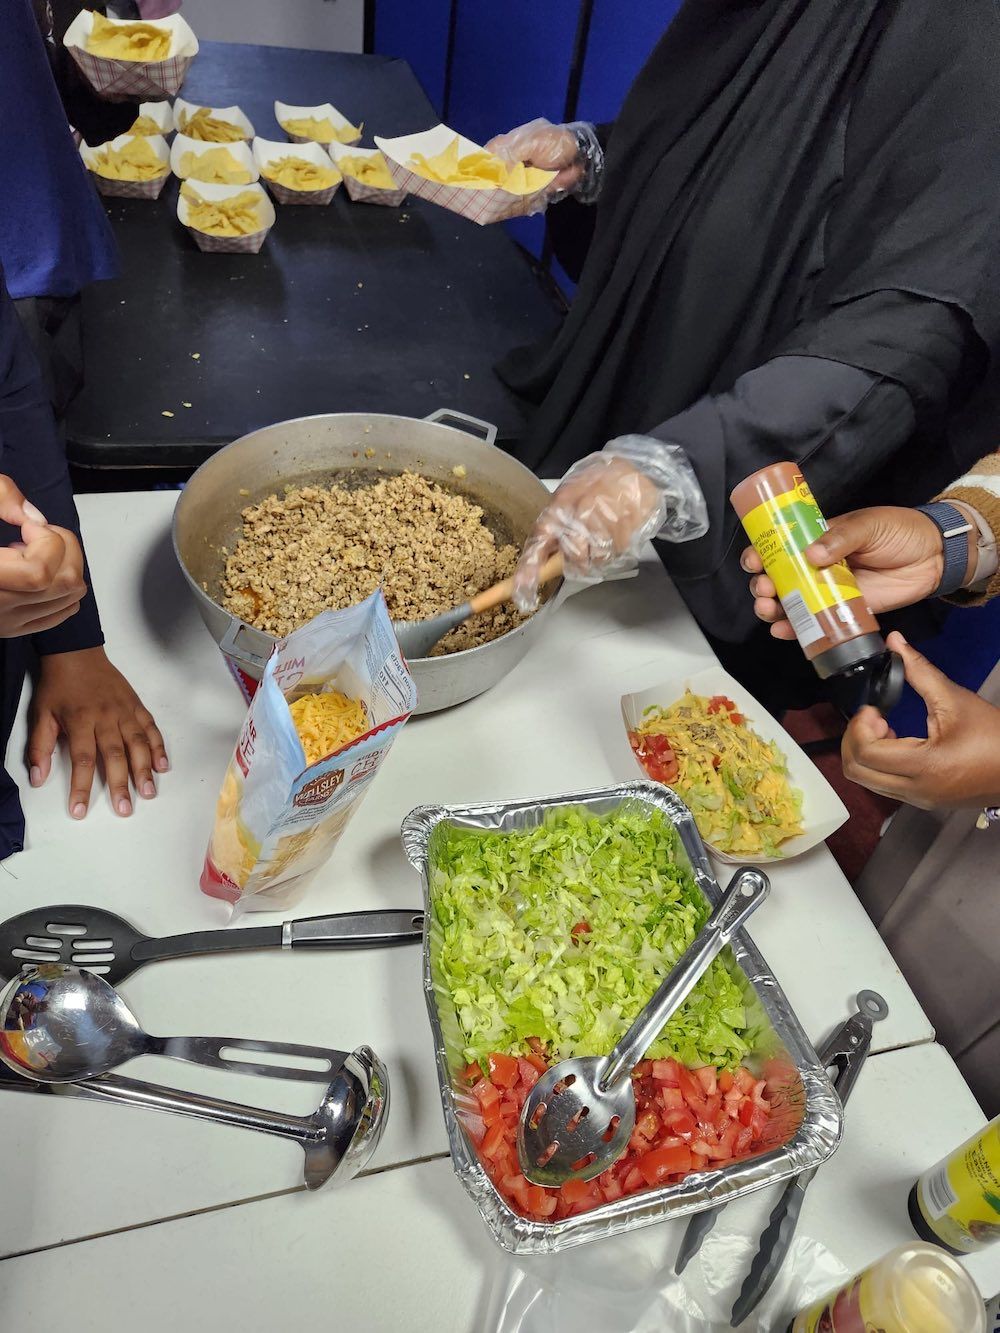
172, 409, 558, 714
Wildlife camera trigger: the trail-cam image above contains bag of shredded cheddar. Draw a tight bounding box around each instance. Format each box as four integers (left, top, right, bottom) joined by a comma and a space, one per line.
201, 592, 416, 915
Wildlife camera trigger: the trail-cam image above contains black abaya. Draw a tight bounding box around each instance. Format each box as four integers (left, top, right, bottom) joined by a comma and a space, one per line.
500, 0, 1000, 648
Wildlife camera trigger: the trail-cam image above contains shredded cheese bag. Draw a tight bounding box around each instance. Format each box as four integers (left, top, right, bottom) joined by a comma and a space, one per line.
200, 596, 416, 915
287, 691, 368, 765
281, 115, 361, 144
86, 12, 171, 61
91, 137, 167, 181
181, 184, 261, 236
408, 136, 550, 193
262, 156, 339, 191
129, 114, 163, 136
338, 152, 395, 189
180, 108, 246, 143
180, 147, 253, 184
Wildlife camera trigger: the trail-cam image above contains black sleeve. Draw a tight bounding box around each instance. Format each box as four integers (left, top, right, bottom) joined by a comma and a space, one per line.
545, 122, 613, 283
646, 292, 970, 642
44, 1, 138, 146
0, 286, 103, 657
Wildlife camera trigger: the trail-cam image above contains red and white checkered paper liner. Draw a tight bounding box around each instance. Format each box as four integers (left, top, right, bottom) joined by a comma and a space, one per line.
375, 125, 555, 226
63, 11, 198, 101
253, 138, 341, 206
80, 132, 171, 199
177, 181, 275, 254
327, 143, 407, 207
274, 100, 361, 148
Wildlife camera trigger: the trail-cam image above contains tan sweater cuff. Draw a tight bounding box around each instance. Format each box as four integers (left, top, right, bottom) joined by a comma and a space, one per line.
936, 466, 1000, 605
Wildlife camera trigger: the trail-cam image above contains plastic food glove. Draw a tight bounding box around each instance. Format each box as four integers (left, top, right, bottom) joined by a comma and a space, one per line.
741, 505, 958, 638
513, 437, 709, 613
485, 118, 604, 208
841, 632, 1000, 809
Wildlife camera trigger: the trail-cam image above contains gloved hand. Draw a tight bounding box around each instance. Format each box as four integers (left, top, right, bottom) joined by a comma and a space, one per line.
512, 437, 709, 613
485, 118, 604, 209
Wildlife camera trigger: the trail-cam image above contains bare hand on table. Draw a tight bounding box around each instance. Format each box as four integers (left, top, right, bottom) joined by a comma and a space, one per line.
741, 505, 949, 638
842, 633, 1000, 809
0, 475, 86, 637
485, 119, 584, 194
28, 647, 169, 820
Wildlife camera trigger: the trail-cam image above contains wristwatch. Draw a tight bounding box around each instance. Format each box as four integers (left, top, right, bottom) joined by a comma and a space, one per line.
914, 502, 973, 597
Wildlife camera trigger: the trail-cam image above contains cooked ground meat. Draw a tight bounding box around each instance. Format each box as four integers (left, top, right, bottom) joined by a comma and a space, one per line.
221, 471, 528, 655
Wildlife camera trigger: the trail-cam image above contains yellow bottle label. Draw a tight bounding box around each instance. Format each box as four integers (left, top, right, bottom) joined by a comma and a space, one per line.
917, 1120, 1000, 1254
740, 477, 864, 616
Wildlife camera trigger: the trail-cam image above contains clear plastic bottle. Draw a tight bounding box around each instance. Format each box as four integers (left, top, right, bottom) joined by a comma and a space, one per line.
788, 1241, 986, 1332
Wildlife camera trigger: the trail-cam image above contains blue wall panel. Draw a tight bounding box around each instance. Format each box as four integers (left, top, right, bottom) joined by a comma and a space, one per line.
373, 0, 452, 114
575, 1, 679, 125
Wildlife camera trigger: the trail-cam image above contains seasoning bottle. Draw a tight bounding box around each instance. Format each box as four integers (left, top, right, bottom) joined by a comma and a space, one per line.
910, 1117, 1000, 1255
731, 463, 903, 712
788, 1242, 986, 1332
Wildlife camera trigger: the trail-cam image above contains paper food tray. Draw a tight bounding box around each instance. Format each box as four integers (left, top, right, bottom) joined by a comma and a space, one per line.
375, 124, 555, 225
401, 783, 843, 1254
620, 665, 849, 865
132, 100, 174, 136
63, 12, 197, 100
253, 138, 341, 206
176, 181, 275, 254
327, 142, 407, 207
80, 132, 170, 199
170, 134, 259, 183
174, 97, 254, 142
274, 101, 361, 146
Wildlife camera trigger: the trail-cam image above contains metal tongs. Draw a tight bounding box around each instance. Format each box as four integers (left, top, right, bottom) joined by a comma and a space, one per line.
674, 989, 889, 1326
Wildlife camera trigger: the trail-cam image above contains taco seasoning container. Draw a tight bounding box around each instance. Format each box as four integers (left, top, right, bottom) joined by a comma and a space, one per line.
732, 463, 903, 710
910, 1116, 1000, 1254
787, 1242, 986, 1332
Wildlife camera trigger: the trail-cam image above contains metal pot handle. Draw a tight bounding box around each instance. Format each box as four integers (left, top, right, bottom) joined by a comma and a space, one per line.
423, 409, 498, 448
219, 619, 275, 673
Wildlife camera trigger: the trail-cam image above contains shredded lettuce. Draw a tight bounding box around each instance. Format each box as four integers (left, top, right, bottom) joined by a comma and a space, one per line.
431, 808, 753, 1069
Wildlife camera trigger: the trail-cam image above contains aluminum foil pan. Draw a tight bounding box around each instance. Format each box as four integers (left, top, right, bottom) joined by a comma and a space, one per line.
401, 781, 843, 1255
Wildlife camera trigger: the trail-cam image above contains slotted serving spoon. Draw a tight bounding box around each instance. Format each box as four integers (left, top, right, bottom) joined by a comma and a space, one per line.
0, 904, 424, 985
393, 554, 564, 659
518, 867, 769, 1187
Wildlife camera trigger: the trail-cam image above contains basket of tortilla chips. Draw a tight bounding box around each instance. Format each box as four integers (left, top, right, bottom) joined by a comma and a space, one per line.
63, 11, 198, 101
173, 98, 254, 143
177, 181, 275, 254
171, 135, 258, 184
327, 142, 406, 207
274, 101, 362, 147
81, 132, 170, 199
374, 124, 555, 225
254, 138, 342, 205
129, 100, 175, 137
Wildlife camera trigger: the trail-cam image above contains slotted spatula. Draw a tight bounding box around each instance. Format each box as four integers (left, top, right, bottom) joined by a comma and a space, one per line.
0, 905, 424, 986
518, 868, 769, 1187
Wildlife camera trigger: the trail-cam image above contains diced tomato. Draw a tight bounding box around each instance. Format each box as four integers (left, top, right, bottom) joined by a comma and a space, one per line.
752, 1079, 769, 1106
695, 1066, 718, 1097
633, 1060, 652, 1079
628, 731, 680, 784
676, 1064, 703, 1103
690, 1138, 712, 1158
472, 1077, 500, 1110
460, 1061, 483, 1085
571, 920, 592, 938
560, 1177, 595, 1206
718, 1070, 735, 1094
738, 1098, 756, 1127
734, 1125, 754, 1155
703, 1093, 722, 1123
622, 1166, 645, 1194
636, 1110, 660, 1140
651, 1059, 681, 1085
733, 1068, 755, 1095
662, 1108, 697, 1140
659, 1086, 684, 1112
524, 1051, 549, 1075
460, 1111, 486, 1146
533, 1191, 558, 1219
601, 1177, 624, 1203
486, 1052, 520, 1088
481, 1122, 506, 1160
517, 1057, 541, 1089
638, 1144, 693, 1186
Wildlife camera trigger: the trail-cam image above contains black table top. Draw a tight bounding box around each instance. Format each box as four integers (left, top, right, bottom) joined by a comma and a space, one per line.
68, 41, 561, 468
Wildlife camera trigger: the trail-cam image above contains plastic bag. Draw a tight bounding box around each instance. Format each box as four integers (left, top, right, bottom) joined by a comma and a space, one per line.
200, 592, 416, 916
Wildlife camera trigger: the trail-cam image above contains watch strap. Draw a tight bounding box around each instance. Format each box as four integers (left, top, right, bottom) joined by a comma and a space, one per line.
915, 502, 972, 596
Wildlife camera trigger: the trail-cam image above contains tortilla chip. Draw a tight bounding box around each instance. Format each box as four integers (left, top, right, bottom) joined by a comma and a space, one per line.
86, 12, 171, 61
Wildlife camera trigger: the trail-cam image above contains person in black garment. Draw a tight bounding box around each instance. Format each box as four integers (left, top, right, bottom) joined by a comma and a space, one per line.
0, 0, 167, 858
0, 274, 168, 857
489, 0, 1000, 715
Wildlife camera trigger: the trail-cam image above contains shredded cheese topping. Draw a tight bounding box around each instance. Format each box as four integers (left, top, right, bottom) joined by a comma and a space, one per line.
288, 690, 368, 765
